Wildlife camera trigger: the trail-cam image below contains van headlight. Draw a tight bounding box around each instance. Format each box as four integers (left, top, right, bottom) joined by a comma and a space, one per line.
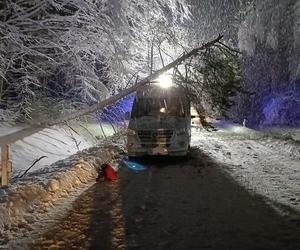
127, 129, 136, 136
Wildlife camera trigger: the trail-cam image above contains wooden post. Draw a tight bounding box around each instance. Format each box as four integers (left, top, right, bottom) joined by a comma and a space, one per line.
1, 144, 11, 188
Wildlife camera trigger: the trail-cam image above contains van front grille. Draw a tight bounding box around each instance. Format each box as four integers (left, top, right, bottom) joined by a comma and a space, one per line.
137, 129, 173, 147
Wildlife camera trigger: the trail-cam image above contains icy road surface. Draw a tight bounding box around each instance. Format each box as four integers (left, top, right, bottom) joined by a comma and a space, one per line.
24, 149, 300, 250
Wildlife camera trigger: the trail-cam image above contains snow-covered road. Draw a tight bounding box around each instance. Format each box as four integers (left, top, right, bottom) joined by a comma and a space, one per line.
192, 123, 300, 214
1, 122, 299, 249
24, 149, 300, 250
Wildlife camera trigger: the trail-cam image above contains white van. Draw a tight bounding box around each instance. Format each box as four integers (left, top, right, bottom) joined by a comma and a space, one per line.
126, 84, 191, 157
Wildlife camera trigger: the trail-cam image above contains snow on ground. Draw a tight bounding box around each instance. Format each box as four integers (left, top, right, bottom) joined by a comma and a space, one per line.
1, 120, 299, 246
0, 144, 123, 246
191, 121, 300, 214
0, 122, 120, 245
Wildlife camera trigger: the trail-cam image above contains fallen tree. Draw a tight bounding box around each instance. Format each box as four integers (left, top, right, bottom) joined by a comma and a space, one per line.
42, 34, 224, 125
0, 34, 240, 146
173, 37, 242, 127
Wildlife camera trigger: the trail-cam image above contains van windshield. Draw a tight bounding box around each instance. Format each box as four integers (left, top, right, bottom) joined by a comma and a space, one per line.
131, 97, 185, 118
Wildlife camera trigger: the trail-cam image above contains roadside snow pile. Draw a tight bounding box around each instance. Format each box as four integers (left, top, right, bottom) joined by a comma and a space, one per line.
192, 122, 300, 214
0, 144, 122, 244
0, 122, 121, 244
0, 123, 115, 175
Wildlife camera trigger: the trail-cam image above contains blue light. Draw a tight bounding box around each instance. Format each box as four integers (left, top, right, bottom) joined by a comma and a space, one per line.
122, 159, 148, 172
261, 85, 300, 127
98, 93, 135, 124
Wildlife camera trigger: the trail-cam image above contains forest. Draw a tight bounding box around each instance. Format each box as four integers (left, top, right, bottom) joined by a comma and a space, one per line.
0, 0, 299, 127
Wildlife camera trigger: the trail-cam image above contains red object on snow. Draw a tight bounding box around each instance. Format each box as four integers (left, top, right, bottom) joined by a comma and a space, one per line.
102, 163, 118, 181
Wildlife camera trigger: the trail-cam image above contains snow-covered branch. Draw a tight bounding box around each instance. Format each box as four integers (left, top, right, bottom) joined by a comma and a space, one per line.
1, 0, 190, 122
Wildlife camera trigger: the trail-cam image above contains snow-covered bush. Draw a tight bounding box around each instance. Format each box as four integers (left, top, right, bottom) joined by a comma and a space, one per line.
262, 90, 300, 127
0, 109, 19, 124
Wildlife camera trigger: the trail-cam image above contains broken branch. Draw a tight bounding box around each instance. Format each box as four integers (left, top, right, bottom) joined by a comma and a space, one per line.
19, 156, 48, 178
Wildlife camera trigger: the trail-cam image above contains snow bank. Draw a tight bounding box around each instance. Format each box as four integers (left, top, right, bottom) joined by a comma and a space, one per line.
0, 144, 121, 243
0, 123, 115, 174
0, 122, 122, 244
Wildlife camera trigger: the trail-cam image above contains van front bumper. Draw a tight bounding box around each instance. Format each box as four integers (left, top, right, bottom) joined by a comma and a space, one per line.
127, 144, 188, 157
127, 130, 189, 157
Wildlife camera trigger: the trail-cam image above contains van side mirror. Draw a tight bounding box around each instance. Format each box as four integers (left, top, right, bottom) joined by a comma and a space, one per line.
125, 111, 131, 120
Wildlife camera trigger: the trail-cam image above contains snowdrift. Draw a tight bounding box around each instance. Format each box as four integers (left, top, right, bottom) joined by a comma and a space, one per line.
0, 123, 118, 243
0, 123, 115, 174
0, 145, 120, 243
